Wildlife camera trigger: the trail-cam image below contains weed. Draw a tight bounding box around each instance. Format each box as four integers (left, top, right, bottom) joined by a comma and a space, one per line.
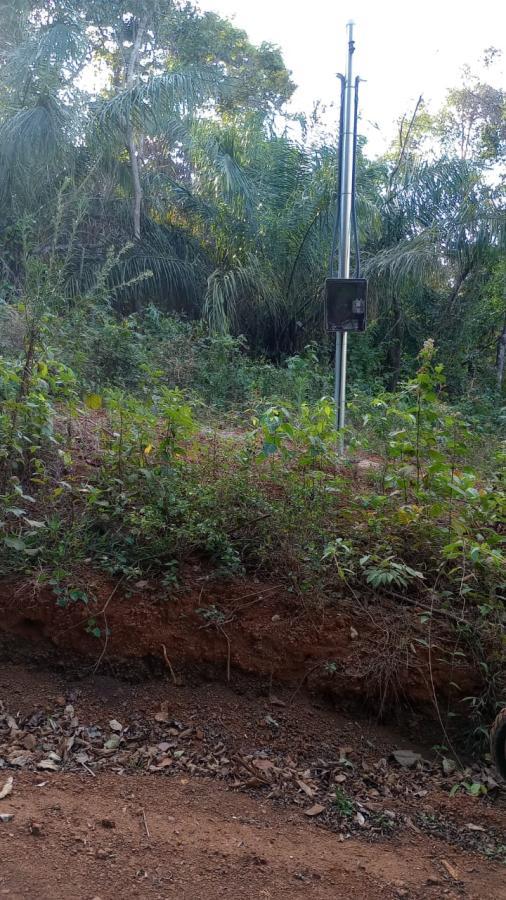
334, 787, 355, 817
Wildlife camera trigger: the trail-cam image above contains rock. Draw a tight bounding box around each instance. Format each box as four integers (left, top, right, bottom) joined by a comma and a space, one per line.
100, 818, 115, 829
390, 749, 422, 768
29, 821, 43, 836
442, 757, 457, 776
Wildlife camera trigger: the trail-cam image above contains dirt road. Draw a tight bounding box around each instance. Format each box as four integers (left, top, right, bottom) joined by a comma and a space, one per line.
1, 771, 503, 900
0, 663, 504, 899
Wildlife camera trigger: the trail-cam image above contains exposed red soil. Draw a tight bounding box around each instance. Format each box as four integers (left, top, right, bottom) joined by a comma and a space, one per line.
1, 772, 501, 900
0, 663, 504, 900
0, 571, 483, 715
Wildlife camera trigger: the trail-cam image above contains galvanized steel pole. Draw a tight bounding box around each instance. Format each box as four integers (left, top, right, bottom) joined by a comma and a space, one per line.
334, 21, 356, 449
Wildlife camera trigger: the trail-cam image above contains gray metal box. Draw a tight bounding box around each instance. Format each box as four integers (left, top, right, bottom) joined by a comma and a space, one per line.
325, 278, 367, 332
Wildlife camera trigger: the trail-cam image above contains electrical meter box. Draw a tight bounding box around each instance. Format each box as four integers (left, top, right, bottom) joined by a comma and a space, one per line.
325, 278, 367, 332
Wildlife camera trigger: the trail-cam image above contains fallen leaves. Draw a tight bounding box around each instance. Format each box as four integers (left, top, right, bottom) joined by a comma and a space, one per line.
0, 697, 502, 862
253, 758, 275, 773
304, 804, 325, 817
22, 733, 36, 751
37, 759, 60, 772
296, 779, 315, 798
264, 715, 279, 729
0, 776, 13, 799
441, 859, 460, 881
154, 701, 170, 724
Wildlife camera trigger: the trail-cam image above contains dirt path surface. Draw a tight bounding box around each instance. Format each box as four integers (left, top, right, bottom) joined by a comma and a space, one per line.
1, 772, 503, 900
0, 663, 504, 900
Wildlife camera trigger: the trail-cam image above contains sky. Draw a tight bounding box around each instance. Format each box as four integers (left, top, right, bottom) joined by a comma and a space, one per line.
197, 0, 505, 156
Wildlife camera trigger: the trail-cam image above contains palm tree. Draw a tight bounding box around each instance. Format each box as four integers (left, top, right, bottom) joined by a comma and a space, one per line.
363, 155, 505, 389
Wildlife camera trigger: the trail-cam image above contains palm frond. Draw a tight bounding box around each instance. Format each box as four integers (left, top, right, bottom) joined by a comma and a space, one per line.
0, 95, 77, 206
97, 68, 215, 133
365, 229, 441, 285
5, 21, 88, 91
203, 254, 276, 333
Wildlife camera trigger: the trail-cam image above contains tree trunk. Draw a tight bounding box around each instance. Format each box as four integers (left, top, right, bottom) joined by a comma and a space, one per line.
447, 263, 472, 313
125, 17, 147, 241
127, 123, 142, 241
497, 321, 506, 391
387, 294, 403, 391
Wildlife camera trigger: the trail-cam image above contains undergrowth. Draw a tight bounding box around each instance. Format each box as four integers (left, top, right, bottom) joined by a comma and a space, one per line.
0, 296, 504, 739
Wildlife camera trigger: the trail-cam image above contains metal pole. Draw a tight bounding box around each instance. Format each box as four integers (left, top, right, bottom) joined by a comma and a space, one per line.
335, 21, 355, 450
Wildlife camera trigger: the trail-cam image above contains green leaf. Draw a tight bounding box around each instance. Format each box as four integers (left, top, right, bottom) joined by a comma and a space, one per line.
84, 393, 103, 410
3, 536, 26, 551
467, 782, 486, 796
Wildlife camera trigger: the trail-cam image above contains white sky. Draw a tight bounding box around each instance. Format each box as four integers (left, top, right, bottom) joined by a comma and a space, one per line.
197, 0, 505, 156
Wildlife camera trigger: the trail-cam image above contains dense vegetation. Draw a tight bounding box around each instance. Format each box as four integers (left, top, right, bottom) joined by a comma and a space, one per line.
0, 1, 505, 383
0, 2, 504, 733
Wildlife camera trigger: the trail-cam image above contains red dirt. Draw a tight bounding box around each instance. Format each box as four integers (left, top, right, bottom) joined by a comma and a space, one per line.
0, 572, 482, 715
1, 772, 501, 900
0, 663, 504, 900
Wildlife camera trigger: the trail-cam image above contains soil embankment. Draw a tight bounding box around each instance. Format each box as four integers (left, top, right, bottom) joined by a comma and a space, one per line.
0, 572, 482, 715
